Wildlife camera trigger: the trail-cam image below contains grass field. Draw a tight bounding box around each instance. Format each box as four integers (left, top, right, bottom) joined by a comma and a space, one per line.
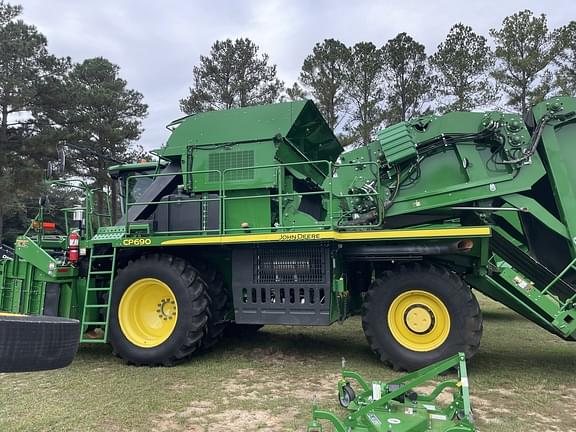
1, 294, 575, 431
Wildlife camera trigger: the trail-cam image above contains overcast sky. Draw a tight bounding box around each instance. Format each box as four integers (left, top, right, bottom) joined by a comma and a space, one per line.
17, 0, 576, 151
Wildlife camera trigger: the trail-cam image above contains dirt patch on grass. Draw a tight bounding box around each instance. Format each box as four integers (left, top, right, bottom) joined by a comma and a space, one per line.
251, 347, 304, 365
472, 385, 576, 431
217, 367, 340, 404
208, 408, 299, 431
153, 405, 299, 432
152, 366, 342, 431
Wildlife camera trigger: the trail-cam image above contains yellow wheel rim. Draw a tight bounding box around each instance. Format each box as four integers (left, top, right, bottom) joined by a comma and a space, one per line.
118, 278, 178, 348
387, 290, 450, 352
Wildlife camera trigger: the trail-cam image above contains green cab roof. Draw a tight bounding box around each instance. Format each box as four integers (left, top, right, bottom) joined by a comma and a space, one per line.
159, 100, 342, 163
107, 161, 167, 178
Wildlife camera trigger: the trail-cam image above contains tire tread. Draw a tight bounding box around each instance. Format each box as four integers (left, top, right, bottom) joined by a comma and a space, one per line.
362, 262, 482, 371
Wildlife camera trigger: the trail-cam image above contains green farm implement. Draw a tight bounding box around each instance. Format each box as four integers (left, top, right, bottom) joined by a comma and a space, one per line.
308, 353, 474, 432
0, 96, 576, 371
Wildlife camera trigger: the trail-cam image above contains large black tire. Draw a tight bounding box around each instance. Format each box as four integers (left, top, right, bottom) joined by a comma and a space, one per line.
197, 263, 229, 350
0, 313, 80, 372
362, 263, 482, 371
109, 254, 210, 366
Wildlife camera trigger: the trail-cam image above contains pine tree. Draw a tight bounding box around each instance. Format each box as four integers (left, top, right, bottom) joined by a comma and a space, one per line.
180, 38, 283, 114
490, 10, 561, 115
382, 33, 431, 124
300, 39, 350, 129
555, 21, 576, 95
431, 23, 496, 112
283, 82, 307, 101
0, 1, 68, 241
343, 42, 385, 146
43, 58, 148, 220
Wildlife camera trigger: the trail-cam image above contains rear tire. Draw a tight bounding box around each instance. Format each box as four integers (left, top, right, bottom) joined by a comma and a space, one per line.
197, 263, 229, 350
0, 313, 80, 372
109, 254, 210, 366
362, 263, 482, 371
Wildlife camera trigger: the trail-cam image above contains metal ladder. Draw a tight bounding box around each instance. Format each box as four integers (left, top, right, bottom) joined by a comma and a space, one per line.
80, 245, 117, 343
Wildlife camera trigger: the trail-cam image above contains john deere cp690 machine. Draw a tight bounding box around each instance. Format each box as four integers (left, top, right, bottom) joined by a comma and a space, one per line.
1, 96, 575, 372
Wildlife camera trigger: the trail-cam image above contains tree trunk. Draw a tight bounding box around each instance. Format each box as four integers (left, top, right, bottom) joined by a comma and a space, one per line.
0, 104, 7, 144
521, 86, 527, 117
0, 104, 7, 243
0, 206, 4, 244
110, 178, 118, 223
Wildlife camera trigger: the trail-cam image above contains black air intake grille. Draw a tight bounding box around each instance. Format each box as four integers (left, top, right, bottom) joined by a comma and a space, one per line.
232, 243, 332, 325
208, 150, 254, 182
254, 246, 326, 284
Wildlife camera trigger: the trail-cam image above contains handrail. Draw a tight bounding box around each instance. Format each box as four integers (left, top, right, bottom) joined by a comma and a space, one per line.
125, 169, 223, 235
123, 159, 381, 236
25, 180, 113, 240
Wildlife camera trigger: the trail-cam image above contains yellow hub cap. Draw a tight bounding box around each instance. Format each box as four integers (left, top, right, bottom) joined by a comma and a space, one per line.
388, 290, 450, 352
118, 278, 178, 348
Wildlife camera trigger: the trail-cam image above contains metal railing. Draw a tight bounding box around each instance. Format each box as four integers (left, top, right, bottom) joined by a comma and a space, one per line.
124, 159, 382, 236
60, 186, 112, 239
22, 181, 112, 241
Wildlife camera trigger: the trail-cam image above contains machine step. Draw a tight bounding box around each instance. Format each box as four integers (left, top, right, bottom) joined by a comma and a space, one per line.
80, 246, 116, 344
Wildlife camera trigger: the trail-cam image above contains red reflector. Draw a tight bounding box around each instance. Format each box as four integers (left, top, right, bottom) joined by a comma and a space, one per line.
43, 222, 56, 230
57, 268, 69, 273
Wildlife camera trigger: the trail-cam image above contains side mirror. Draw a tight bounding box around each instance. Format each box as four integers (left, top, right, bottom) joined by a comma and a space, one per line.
56, 144, 66, 174
45, 145, 66, 180
46, 161, 54, 179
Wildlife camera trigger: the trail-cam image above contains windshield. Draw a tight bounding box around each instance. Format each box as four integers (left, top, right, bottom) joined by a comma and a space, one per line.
118, 170, 155, 215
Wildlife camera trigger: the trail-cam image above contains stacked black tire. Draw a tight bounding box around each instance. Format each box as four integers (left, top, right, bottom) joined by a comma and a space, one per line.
0, 314, 80, 372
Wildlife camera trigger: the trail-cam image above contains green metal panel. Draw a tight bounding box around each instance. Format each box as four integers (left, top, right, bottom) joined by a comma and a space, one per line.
160, 100, 341, 162
175, 101, 341, 192
531, 97, 576, 258
224, 189, 271, 232
377, 122, 417, 164
190, 141, 277, 192
275, 142, 328, 186
501, 193, 570, 239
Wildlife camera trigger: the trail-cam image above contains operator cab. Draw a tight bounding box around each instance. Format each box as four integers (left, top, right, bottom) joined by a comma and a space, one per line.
108, 161, 167, 216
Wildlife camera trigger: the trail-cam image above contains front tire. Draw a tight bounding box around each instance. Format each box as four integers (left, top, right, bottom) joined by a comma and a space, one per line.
362, 263, 482, 371
109, 254, 209, 366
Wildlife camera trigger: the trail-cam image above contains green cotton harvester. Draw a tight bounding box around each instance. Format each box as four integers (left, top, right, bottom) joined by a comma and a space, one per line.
0, 96, 575, 372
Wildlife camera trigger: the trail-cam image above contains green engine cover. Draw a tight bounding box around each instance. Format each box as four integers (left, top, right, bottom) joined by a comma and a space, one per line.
158, 100, 342, 193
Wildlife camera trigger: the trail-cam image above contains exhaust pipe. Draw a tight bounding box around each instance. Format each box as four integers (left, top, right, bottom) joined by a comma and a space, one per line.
344, 239, 474, 258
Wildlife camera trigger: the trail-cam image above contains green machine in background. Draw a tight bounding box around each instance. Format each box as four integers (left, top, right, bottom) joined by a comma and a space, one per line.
0, 96, 575, 371
308, 353, 474, 432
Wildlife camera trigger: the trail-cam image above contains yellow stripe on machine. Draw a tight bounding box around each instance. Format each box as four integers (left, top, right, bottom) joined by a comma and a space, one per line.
160, 226, 491, 246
